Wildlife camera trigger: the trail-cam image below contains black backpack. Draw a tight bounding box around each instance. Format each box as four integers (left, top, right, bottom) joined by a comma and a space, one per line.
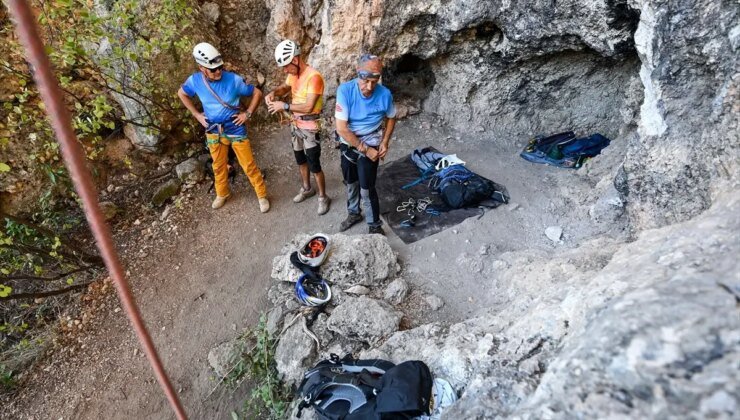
429, 165, 509, 209
296, 354, 433, 420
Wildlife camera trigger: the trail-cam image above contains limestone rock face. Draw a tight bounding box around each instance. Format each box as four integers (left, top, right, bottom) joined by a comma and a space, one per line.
364, 193, 740, 419
623, 0, 739, 229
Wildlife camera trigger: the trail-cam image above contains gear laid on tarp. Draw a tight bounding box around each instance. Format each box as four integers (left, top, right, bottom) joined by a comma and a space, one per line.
520, 131, 611, 168
377, 147, 509, 244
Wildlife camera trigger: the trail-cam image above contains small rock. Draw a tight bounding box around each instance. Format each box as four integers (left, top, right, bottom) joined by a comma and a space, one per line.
383, 278, 409, 305
345, 285, 371, 295
160, 205, 172, 221
201, 2, 220, 24
99, 201, 120, 221
431, 252, 437, 258
266, 306, 284, 336
107, 184, 115, 193
133, 219, 141, 226
420, 121, 432, 130
208, 340, 241, 378
478, 245, 490, 256
545, 226, 563, 243
425, 294, 444, 311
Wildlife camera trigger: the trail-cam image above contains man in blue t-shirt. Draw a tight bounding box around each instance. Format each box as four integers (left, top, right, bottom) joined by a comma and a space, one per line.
177, 42, 269, 212
335, 54, 397, 234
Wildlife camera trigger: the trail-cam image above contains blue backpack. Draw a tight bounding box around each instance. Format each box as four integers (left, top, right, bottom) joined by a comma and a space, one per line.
521, 131, 610, 168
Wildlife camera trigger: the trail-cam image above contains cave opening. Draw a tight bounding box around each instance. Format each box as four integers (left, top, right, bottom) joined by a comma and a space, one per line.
382, 53, 436, 109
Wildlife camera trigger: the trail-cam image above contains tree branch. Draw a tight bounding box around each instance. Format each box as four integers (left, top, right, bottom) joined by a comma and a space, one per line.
1, 265, 95, 282
0, 281, 95, 301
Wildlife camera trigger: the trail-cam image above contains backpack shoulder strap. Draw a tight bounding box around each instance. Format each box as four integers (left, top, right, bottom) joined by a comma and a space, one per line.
201, 73, 240, 111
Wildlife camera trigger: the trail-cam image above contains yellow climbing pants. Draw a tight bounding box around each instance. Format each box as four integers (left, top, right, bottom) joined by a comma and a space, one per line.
206, 134, 267, 199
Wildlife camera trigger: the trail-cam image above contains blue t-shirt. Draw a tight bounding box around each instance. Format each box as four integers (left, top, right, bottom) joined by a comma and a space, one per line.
335, 79, 396, 143
182, 71, 254, 136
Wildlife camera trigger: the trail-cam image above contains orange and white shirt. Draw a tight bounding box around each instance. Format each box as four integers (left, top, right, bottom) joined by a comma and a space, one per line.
286, 66, 324, 131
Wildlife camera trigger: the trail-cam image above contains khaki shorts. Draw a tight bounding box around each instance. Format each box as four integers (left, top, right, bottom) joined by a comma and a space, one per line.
291, 126, 320, 151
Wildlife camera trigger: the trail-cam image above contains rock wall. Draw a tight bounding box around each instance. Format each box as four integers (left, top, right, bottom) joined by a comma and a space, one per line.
218, 0, 738, 230
363, 192, 739, 419
624, 0, 739, 229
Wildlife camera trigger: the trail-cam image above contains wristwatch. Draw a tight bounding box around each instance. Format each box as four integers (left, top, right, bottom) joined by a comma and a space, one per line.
283, 102, 290, 111
245, 111, 252, 118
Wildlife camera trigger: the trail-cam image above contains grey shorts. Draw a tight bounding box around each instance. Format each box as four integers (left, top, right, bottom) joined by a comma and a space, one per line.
291, 126, 320, 151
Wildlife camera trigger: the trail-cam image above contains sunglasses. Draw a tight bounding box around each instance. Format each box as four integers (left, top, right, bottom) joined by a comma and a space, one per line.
358, 70, 381, 80
208, 65, 224, 72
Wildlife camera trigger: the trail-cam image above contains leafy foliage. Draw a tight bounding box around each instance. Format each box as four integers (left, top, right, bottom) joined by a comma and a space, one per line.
226, 314, 291, 420
0, 0, 197, 209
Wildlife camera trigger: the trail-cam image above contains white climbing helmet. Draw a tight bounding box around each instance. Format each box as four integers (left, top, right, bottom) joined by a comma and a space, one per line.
435, 154, 466, 171
275, 39, 300, 67
297, 234, 331, 268
192, 42, 223, 69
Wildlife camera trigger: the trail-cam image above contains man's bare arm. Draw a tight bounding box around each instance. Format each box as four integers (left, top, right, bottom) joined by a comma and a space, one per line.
177, 87, 207, 127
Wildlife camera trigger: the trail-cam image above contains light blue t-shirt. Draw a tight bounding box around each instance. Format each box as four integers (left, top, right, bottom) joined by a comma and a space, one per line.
335, 79, 396, 145
182, 71, 254, 136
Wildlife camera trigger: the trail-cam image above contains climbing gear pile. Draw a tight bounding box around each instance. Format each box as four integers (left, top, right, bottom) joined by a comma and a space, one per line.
397, 197, 435, 228
291, 234, 333, 307
396, 197, 433, 216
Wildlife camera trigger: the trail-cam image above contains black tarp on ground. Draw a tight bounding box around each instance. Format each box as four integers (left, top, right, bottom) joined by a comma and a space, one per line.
377, 147, 508, 244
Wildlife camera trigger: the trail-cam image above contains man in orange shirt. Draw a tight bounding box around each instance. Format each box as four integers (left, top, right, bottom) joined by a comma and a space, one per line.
265, 40, 330, 215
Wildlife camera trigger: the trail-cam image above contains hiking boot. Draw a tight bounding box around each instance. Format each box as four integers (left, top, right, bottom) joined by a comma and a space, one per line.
211, 194, 230, 209
293, 186, 316, 203
259, 197, 271, 213
339, 213, 363, 232
368, 225, 385, 235
317, 196, 331, 215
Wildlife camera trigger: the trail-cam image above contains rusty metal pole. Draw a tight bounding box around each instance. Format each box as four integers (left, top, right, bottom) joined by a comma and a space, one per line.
7, 1, 187, 418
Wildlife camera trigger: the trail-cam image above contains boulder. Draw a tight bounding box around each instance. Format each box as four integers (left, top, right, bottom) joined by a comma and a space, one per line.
151, 178, 181, 207
424, 294, 444, 311
272, 233, 399, 287
201, 2, 220, 24
383, 278, 409, 305
207, 340, 242, 378
265, 306, 284, 336
327, 296, 401, 344
175, 158, 205, 184
275, 319, 317, 386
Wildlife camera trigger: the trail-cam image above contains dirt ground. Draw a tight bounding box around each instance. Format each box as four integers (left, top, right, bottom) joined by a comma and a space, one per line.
1, 112, 627, 419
